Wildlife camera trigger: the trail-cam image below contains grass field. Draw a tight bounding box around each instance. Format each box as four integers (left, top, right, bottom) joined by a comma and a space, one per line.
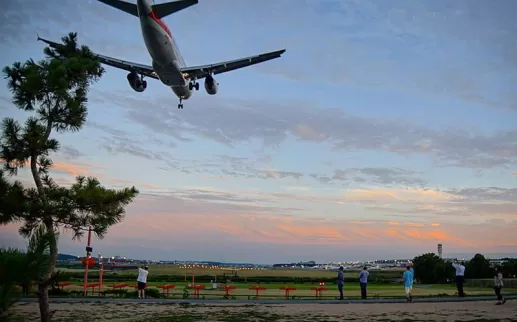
59, 264, 402, 279
60, 281, 514, 299
56, 264, 517, 300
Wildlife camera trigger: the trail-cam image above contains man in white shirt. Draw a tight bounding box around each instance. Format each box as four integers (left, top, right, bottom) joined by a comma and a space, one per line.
137, 265, 149, 298
452, 262, 465, 297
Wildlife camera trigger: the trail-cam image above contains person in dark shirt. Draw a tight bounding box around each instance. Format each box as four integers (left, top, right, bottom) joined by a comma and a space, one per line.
337, 266, 345, 300
359, 266, 369, 299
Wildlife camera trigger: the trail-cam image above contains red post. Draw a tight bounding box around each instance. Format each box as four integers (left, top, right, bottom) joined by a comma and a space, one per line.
249, 286, 266, 299
98, 254, 104, 296
157, 284, 176, 297
219, 285, 236, 298
280, 286, 296, 300
188, 285, 205, 298
311, 286, 328, 299
83, 225, 92, 296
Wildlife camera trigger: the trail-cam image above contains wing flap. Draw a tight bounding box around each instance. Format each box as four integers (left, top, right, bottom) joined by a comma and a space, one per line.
95, 54, 159, 79
181, 49, 286, 79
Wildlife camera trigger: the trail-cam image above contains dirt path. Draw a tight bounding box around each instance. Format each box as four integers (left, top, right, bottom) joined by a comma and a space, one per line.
11, 299, 516, 321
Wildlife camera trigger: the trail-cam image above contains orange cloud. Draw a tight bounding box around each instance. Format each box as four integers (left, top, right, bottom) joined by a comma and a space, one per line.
102, 210, 494, 249
403, 222, 425, 227
342, 188, 459, 203
294, 124, 326, 141
52, 162, 90, 176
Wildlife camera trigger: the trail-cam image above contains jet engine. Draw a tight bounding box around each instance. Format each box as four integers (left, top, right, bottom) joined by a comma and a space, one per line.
127, 71, 147, 92
204, 74, 218, 95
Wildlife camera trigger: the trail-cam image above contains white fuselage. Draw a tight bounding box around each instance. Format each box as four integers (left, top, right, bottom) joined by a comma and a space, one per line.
136, 0, 192, 100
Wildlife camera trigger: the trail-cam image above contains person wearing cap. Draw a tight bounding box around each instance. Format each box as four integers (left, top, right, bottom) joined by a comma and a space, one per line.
137, 265, 149, 298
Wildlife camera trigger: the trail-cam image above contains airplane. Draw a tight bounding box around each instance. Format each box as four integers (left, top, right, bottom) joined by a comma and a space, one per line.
37, 0, 286, 109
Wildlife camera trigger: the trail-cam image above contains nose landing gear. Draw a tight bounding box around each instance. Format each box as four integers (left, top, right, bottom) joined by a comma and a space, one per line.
178, 97, 183, 109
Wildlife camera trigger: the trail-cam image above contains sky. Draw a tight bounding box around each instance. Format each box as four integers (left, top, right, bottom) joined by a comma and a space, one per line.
0, 0, 516, 264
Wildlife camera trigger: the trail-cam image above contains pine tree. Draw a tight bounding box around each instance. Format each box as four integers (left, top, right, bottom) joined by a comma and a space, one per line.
0, 32, 139, 322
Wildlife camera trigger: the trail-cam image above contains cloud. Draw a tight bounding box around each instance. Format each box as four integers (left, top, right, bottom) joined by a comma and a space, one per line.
87, 121, 179, 166
93, 91, 517, 170
343, 187, 459, 203
256, 0, 517, 112
513, 172, 517, 177
447, 187, 517, 203
0, 158, 103, 179
362, 186, 517, 223
171, 154, 304, 181
59, 145, 86, 160
2, 172, 516, 261
311, 167, 426, 186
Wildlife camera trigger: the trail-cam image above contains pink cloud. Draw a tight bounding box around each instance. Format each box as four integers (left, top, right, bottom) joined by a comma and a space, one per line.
2, 157, 516, 259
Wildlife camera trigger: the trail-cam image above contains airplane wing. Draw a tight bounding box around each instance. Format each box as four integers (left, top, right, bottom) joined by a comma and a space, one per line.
180, 49, 286, 80
94, 53, 159, 80
37, 36, 159, 80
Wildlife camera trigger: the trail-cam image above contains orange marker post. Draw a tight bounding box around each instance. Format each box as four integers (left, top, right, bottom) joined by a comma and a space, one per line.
280, 286, 296, 300
249, 286, 267, 299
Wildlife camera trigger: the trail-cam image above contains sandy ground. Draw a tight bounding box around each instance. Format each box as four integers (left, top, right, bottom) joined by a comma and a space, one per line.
10, 299, 516, 321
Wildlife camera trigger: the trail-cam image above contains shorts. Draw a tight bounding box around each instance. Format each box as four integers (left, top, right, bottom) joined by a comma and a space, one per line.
405, 286, 413, 294
137, 282, 146, 290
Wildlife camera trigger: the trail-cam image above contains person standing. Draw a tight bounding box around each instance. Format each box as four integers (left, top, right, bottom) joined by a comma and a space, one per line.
137, 265, 149, 299
409, 262, 415, 283
337, 266, 345, 300
402, 265, 414, 303
359, 266, 369, 299
494, 267, 506, 305
452, 261, 465, 297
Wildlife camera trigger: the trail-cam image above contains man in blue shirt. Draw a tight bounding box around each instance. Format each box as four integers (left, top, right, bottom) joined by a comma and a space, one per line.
359, 266, 369, 299
402, 265, 414, 303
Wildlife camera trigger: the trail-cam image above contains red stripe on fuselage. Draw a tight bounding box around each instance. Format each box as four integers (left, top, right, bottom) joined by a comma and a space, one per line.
148, 10, 172, 39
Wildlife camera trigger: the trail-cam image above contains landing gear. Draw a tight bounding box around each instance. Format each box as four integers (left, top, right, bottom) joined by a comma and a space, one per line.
178, 97, 183, 109
188, 80, 200, 91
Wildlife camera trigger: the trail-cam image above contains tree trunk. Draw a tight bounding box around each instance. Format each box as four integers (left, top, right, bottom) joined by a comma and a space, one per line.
31, 153, 58, 322
37, 283, 52, 322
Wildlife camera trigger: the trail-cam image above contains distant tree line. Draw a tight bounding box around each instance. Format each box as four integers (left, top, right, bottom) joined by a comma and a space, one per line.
412, 253, 517, 284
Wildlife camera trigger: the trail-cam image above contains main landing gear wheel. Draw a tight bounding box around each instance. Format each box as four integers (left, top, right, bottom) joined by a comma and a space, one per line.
188, 81, 200, 91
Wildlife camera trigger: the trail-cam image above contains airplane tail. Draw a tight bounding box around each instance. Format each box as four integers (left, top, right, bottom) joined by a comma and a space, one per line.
97, 0, 198, 18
